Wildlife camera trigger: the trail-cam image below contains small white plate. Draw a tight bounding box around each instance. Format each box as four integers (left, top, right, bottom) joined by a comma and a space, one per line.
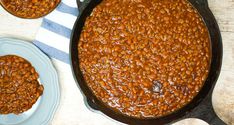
0, 37, 60, 125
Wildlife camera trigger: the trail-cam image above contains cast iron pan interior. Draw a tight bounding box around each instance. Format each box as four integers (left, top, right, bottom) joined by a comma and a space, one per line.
70, 0, 225, 124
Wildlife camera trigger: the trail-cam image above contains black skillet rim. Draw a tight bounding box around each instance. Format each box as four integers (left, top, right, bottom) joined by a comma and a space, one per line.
70, 0, 223, 124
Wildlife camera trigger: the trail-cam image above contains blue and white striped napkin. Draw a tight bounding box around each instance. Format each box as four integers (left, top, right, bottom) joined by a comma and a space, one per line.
33, 0, 78, 64
32, 0, 122, 124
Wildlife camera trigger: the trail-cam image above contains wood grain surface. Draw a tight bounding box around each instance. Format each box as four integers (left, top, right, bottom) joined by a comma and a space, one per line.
209, 0, 234, 125
0, 0, 233, 125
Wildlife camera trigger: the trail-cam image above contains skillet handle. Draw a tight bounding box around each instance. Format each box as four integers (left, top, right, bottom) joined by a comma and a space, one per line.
85, 97, 99, 111
76, 0, 92, 13
183, 91, 227, 125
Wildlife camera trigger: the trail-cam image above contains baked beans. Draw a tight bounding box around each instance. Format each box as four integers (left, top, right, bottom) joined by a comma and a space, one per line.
78, 0, 211, 118
0, 0, 60, 18
0, 55, 44, 114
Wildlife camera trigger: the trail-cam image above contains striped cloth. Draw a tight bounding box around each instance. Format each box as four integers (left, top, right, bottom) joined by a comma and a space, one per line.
33, 0, 78, 64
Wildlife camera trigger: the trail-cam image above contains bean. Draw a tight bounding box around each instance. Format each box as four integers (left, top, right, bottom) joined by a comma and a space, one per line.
0, 55, 43, 114
1, 0, 60, 18
79, 0, 211, 118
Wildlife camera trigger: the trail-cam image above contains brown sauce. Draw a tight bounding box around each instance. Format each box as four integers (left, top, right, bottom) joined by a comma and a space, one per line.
78, 0, 211, 118
0, 55, 44, 114
0, 0, 60, 18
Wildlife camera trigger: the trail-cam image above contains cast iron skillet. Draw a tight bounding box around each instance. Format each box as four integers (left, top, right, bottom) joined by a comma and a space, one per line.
70, 0, 226, 124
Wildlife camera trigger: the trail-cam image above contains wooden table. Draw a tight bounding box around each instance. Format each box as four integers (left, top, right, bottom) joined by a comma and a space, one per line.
208, 0, 234, 124
0, 0, 233, 124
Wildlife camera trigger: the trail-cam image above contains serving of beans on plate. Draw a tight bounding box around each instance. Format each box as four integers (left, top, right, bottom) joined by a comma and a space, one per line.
78, 0, 211, 118
0, 55, 44, 114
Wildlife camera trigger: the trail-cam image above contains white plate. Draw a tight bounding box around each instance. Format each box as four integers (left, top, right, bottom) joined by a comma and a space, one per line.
0, 37, 60, 125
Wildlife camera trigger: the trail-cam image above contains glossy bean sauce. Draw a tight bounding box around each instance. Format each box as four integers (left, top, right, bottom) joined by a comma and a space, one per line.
0, 55, 44, 114
78, 0, 211, 118
0, 0, 60, 18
